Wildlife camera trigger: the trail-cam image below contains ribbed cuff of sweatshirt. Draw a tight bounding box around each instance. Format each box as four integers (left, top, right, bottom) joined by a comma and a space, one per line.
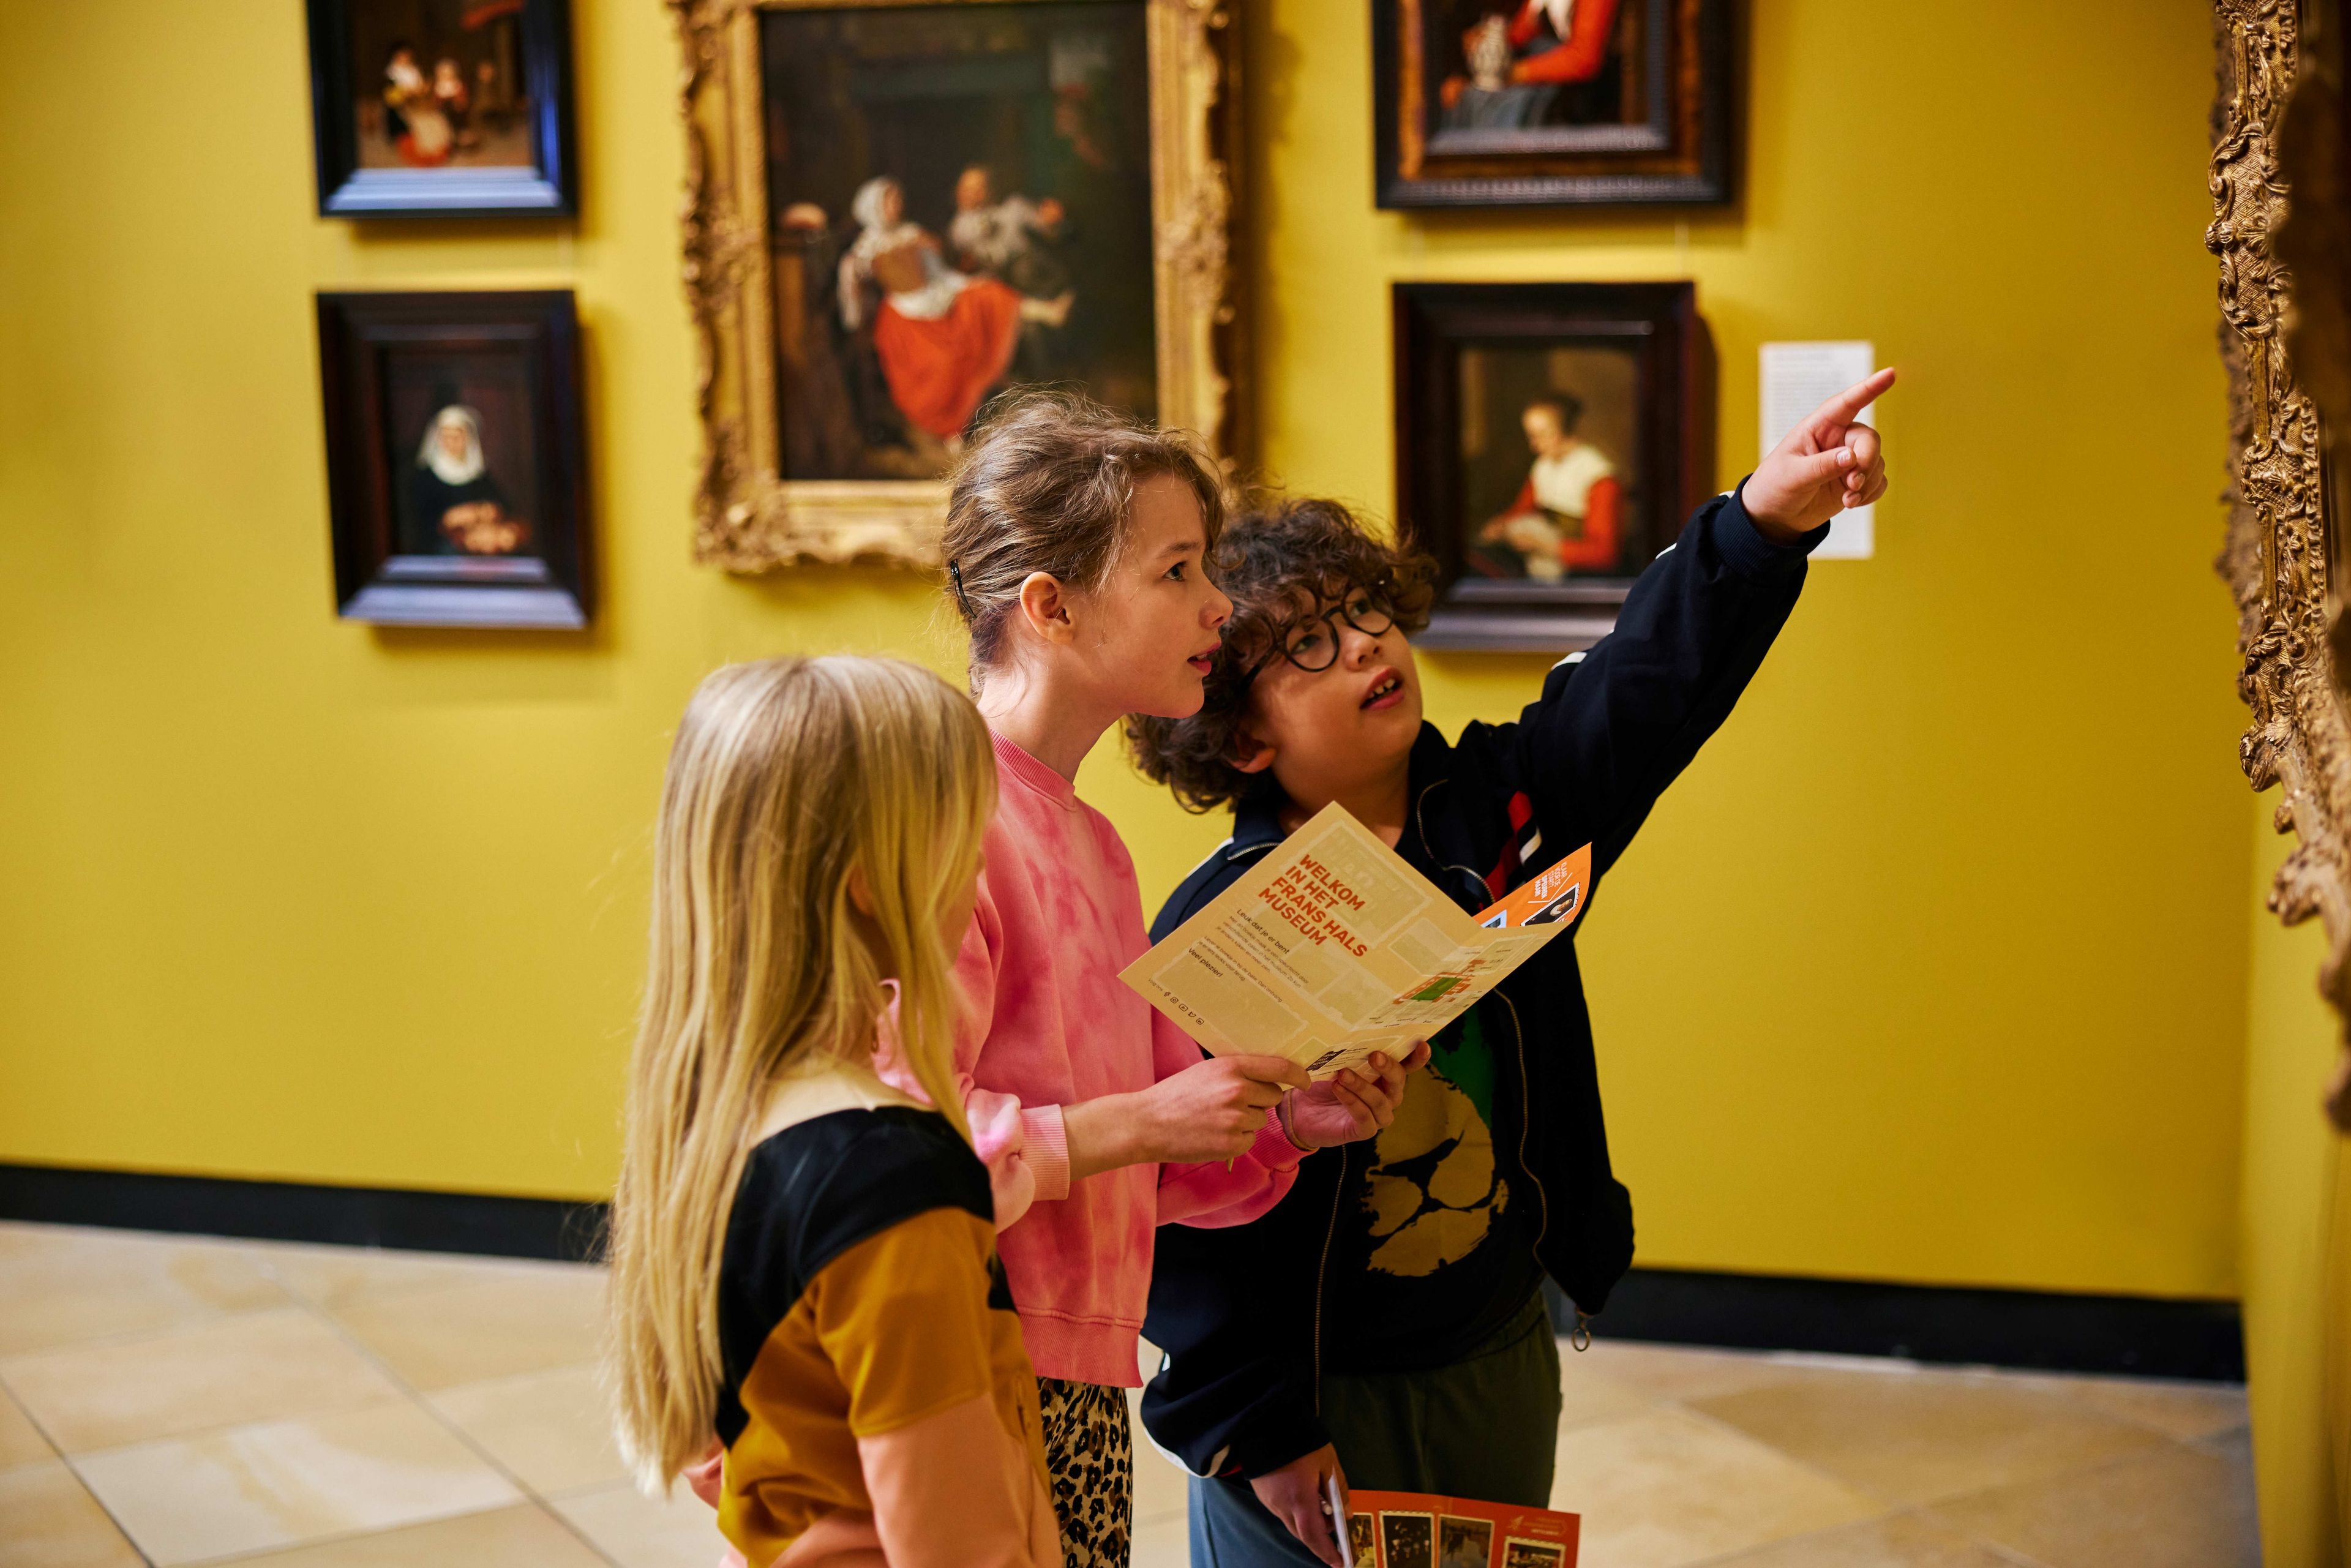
1254, 1109, 1309, 1170
1020, 1105, 1071, 1202
1719, 480, 1832, 576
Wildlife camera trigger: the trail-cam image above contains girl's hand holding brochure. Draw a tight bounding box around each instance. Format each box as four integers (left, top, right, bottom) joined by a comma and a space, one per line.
1065, 1045, 1423, 1174
1141, 1054, 1305, 1162
1065, 1054, 1302, 1172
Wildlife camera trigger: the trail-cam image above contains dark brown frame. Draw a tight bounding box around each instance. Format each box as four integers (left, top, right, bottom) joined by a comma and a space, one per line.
316, 290, 592, 629
1393, 280, 1709, 652
306, 0, 578, 217
1372, 0, 1735, 208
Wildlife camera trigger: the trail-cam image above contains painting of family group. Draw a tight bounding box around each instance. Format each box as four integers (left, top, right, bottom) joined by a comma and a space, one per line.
1458, 342, 1648, 583
761, 2, 1158, 480
1433, 0, 1649, 136
351, 0, 538, 170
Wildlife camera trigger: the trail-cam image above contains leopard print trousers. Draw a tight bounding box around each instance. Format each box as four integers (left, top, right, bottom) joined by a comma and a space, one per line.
1037, 1376, 1133, 1568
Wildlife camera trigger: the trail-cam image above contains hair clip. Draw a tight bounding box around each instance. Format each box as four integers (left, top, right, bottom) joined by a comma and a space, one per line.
948, 560, 975, 618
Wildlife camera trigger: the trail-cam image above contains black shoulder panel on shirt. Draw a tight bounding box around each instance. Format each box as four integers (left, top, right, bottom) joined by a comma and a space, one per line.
713, 1106, 994, 1446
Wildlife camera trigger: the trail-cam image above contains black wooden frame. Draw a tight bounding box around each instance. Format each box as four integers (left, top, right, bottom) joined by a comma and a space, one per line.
306, 0, 579, 217
1372, 0, 1735, 208
316, 290, 593, 629
1393, 280, 1709, 652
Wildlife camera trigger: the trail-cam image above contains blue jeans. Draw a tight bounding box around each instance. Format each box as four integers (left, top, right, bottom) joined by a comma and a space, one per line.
1187, 1294, 1562, 1566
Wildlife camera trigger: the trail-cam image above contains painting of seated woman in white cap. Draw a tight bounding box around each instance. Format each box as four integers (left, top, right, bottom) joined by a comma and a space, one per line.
407, 405, 530, 556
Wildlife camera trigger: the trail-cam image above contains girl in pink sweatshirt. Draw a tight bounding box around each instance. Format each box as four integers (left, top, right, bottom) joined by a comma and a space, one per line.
919, 394, 1422, 1567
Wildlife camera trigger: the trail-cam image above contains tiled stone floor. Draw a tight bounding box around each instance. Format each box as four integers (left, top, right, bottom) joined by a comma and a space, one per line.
0, 1221, 2258, 1567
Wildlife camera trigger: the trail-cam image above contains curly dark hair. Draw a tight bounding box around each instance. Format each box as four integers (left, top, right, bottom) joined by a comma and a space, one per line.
1125, 496, 1437, 813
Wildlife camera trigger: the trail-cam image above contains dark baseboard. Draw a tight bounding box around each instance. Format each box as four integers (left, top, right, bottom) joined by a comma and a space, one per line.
0, 1161, 604, 1263
0, 1161, 2243, 1381
1545, 1271, 2244, 1382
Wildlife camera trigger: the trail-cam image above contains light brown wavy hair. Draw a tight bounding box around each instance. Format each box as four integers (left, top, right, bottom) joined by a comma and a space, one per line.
1126, 497, 1438, 813
940, 390, 1226, 683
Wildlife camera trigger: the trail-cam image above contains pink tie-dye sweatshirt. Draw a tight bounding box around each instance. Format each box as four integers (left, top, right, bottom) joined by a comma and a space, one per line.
936, 732, 1306, 1387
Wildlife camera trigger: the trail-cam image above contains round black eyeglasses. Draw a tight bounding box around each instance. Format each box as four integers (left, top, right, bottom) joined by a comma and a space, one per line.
1249, 590, 1398, 678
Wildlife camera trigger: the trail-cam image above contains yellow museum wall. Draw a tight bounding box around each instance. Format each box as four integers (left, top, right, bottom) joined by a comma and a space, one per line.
2241, 792, 2349, 1567
0, 0, 2251, 1300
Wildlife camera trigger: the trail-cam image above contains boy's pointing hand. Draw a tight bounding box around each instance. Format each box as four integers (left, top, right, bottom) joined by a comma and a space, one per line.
1743, 367, 1894, 542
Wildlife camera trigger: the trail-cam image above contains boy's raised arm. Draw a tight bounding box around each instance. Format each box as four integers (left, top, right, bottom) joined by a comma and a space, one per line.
1505, 372, 1891, 871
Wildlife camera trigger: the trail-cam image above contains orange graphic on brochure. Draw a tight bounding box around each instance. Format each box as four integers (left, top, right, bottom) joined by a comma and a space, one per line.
1474, 841, 1592, 930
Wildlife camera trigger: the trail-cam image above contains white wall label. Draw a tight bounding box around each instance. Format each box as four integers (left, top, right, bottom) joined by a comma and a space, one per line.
1760, 340, 1877, 560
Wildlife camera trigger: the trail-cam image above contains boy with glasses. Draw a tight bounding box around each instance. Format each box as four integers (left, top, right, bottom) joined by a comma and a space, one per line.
1123, 373, 1890, 1566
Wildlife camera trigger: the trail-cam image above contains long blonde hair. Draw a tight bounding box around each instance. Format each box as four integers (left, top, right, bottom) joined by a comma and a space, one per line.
604, 655, 996, 1492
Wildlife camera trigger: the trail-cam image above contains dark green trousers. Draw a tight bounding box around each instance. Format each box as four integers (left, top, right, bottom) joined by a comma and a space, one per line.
1322, 1291, 1564, 1503
1190, 1293, 1564, 1566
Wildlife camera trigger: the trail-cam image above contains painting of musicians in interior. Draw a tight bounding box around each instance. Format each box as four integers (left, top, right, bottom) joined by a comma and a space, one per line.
759, 2, 1158, 480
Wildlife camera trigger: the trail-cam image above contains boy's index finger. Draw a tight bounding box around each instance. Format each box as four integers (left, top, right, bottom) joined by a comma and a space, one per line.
1805, 367, 1897, 433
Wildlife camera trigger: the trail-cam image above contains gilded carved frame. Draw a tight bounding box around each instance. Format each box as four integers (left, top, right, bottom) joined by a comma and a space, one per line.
2213, 0, 2351, 1123
670, 0, 1239, 571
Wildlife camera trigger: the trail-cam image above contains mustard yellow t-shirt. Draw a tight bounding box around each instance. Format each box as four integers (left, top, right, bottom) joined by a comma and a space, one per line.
713, 1092, 1048, 1566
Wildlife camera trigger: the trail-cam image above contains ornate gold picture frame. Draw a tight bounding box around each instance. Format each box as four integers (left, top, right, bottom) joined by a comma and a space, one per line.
671, 0, 1240, 571
2213, 0, 2351, 1123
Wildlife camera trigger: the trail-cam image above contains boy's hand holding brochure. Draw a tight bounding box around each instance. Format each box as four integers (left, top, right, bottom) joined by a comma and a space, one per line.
1283, 1043, 1420, 1147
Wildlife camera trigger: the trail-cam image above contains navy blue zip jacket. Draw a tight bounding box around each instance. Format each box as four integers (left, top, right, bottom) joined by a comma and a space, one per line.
1136, 486, 1826, 1479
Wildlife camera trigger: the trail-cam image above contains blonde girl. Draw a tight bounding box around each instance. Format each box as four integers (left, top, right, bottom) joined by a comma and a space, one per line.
922, 394, 1422, 1567
606, 656, 1058, 1568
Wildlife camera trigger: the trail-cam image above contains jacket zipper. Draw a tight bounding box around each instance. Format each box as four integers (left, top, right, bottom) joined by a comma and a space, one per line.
1310, 1142, 1347, 1410
1415, 782, 1591, 1353
1492, 988, 1586, 1349
1491, 991, 1550, 1257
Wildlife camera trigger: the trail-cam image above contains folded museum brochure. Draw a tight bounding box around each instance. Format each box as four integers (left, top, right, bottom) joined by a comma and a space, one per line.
1120, 802, 1593, 1079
